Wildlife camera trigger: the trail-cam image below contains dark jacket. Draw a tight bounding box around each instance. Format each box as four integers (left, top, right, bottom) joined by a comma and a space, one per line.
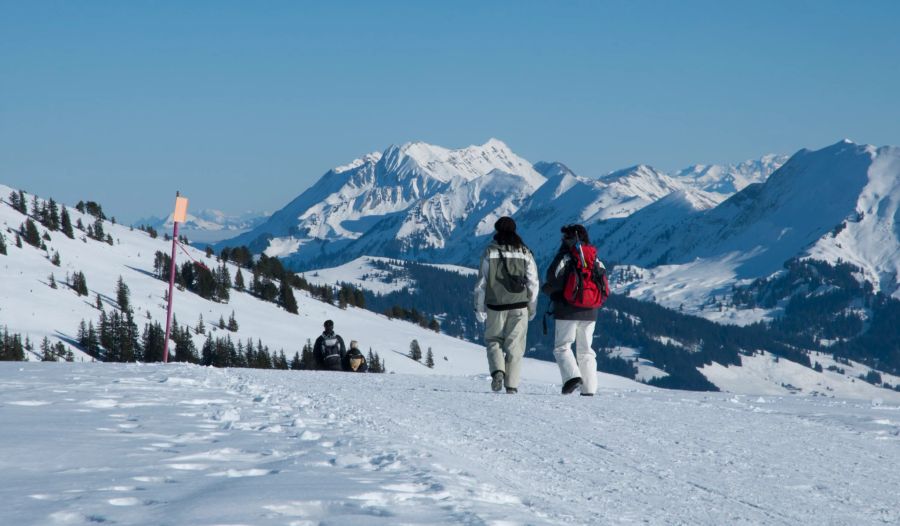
342, 347, 368, 373
542, 247, 607, 321
313, 331, 346, 371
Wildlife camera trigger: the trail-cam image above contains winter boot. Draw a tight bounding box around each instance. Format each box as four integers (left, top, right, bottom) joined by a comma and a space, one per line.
580, 393, 594, 397
491, 371, 505, 392
506, 387, 518, 394
562, 377, 582, 395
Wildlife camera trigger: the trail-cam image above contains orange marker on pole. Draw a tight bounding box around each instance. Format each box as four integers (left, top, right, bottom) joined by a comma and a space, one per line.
163, 192, 189, 363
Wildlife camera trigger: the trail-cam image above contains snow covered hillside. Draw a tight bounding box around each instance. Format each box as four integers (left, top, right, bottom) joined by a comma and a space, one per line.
305, 255, 476, 295
0, 185, 556, 380
604, 140, 900, 321
3, 362, 899, 525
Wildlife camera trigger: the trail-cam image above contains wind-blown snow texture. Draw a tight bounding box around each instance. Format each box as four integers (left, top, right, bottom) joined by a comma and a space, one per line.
2, 363, 899, 525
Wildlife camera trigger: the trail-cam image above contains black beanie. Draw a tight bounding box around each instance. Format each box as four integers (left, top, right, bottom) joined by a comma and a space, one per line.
324, 319, 334, 330
494, 216, 516, 233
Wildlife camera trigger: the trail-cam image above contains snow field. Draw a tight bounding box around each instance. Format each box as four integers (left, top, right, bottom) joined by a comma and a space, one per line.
2, 362, 899, 525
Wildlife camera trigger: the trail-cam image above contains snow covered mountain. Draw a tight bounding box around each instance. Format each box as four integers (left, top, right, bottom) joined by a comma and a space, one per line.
676, 153, 789, 195
215, 139, 784, 270
135, 209, 269, 243
603, 140, 900, 323
218, 139, 544, 268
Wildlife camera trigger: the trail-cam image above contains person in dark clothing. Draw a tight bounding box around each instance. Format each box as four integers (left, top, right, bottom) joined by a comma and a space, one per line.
342, 340, 368, 372
313, 319, 346, 371
541, 224, 609, 395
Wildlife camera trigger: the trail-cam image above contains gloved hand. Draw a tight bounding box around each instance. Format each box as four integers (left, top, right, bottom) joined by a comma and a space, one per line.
475, 311, 487, 323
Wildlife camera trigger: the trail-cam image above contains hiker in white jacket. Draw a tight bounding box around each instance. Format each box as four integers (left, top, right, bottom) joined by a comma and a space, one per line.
473, 217, 539, 394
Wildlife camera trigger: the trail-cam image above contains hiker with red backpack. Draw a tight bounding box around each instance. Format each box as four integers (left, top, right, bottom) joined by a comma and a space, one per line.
473, 217, 540, 394
541, 224, 610, 396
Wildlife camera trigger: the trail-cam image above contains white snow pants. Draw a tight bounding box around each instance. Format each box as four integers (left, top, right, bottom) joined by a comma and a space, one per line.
553, 319, 598, 395
484, 308, 528, 389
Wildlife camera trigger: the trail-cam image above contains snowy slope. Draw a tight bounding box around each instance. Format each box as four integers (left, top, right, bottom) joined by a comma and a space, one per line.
3, 363, 899, 525
603, 140, 900, 321
700, 351, 900, 399
0, 185, 557, 380
305, 255, 476, 295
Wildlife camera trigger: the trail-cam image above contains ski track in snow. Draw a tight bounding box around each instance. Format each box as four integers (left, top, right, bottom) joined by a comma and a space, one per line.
1, 363, 898, 526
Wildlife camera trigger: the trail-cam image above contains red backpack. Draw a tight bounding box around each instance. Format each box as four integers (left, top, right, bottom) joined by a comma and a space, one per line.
562, 243, 610, 309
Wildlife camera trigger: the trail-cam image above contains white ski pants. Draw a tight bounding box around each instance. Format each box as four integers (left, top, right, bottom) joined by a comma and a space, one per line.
553, 319, 598, 395
484, 307, 528, 389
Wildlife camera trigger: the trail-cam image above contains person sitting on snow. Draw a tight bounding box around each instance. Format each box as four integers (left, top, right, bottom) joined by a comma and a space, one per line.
313, 320, 346, 371
342, 340, 368, 373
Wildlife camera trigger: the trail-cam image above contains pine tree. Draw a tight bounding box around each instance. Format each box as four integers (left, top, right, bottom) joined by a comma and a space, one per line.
60, 207, 74, 238
115, 276, 131, 313
426, 347, 434, 368
279, 278, 298, 314
234, 268, 245, 291
428, 317, 440, 332
48, 198, 60, 230
15, 233, 22, 248
227, 311, 239, 332
70, 271, 89, 296
92, 217, 105, 241
301, 339, 316, 369
51, 251, 60, 266
290, 351, 302, 370
218, 315, 226, 330
409, 339, 422, 362
0, 233, 6, 255
16, 190, 27, 214
21, 219, 41, 247
196, 314, 205, 335
95, 293, 103, 310
40, 337, 57, 362
367, 349, 383, 373
8, 190, 20, 212
49, 273, 57, 289
140, 322, 166, 362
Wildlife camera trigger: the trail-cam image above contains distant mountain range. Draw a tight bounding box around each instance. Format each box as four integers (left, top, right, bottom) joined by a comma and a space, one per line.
136, 209, 269, 243
215, 139, 789, 268
216, 137, 899, 334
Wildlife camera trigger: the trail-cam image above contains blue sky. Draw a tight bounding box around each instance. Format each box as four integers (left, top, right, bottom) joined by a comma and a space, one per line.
2, 0, 899, 222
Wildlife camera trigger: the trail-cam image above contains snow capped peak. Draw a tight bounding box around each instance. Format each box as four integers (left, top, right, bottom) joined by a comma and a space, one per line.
676, 154, 789, 194
533, 161, 575, 179
382, 138, 541, 185
333, 151, 382, 174
602, 164, 665, 181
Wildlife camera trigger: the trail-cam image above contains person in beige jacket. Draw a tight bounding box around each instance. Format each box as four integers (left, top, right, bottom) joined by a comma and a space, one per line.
473, 217, 539, 394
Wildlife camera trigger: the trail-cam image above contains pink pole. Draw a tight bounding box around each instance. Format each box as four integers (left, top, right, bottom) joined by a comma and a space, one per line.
163, 219, 180, 363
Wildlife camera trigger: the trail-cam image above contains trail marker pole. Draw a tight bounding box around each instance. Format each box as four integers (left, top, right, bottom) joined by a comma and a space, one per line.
163, 192, 189, 363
